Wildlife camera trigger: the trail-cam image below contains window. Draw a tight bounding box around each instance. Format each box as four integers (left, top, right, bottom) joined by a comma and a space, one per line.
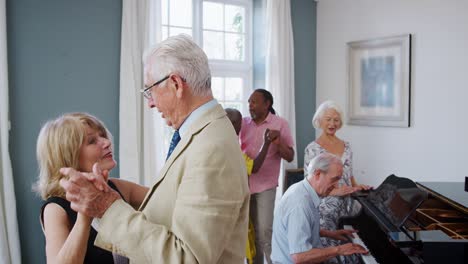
161, 0, 252, 115
161, 0, 193, 38
202, 1, 246, 61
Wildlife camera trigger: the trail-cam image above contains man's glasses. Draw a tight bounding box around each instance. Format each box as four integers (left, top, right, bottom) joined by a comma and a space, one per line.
141, 75, 170, 99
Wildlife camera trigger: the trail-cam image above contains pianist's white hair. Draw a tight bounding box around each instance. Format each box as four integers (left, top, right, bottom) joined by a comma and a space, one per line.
306, 152, 343, 176
312, 100, 344, 129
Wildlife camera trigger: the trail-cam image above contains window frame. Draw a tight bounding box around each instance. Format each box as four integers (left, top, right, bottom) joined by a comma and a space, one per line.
211, 69, 252, 114
195, 0, 252, 65
161, 0, 253, 115
199, 0, 253, 116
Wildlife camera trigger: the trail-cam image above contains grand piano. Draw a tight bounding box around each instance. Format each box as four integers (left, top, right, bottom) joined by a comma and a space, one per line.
339, 174, 468, 264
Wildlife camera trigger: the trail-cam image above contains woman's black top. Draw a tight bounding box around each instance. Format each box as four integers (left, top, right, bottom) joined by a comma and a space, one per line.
41, 180, 124, 264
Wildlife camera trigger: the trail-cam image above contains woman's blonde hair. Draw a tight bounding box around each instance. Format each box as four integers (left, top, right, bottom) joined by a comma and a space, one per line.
33, 113, 112, 200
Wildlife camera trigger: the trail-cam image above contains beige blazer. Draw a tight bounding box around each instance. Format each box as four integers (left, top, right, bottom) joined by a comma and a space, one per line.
95, 104, 250, 263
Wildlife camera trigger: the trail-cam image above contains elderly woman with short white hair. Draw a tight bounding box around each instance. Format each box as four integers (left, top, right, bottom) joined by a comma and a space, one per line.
304, 100, 371, 264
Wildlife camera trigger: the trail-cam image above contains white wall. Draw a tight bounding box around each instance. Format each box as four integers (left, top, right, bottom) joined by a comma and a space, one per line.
316, 0, 468, 186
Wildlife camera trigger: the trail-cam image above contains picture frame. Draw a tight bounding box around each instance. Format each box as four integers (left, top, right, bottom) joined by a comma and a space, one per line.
347, 34, 411, 127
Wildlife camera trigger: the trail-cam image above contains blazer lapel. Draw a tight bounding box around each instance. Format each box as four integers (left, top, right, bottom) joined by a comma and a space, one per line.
138, 104, 227, 211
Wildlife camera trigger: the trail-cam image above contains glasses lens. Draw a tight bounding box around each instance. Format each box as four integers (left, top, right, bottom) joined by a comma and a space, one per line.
142, 75, 170, 99
144, 90, 151, 99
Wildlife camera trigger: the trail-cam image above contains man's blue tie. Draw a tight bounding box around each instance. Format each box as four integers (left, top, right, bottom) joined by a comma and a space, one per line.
166, 130, 181, 160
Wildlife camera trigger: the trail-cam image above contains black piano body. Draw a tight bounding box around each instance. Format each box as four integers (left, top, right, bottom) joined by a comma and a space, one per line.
339, 174, 468, 264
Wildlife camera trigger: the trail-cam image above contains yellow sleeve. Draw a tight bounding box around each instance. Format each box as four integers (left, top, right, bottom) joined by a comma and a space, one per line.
243, 153, 254, 176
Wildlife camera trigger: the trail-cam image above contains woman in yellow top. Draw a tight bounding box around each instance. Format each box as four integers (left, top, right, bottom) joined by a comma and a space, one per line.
226, 108, 273, 264
226, 108, 273, 176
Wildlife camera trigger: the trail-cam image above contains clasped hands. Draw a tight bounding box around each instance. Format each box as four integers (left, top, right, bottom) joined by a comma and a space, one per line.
264, 128, 280, 144
59, 163, 120, 218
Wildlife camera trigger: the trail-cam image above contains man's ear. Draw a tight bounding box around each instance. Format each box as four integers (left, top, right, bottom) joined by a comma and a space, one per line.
172, 74, 185, 99
313, 169, 322, 181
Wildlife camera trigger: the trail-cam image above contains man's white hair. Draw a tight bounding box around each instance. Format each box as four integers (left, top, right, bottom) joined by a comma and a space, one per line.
143, 34, 212, 97
306, 152, 342, 176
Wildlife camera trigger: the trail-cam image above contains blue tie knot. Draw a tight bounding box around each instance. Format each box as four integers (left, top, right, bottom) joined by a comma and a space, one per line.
166, 130, 181, 160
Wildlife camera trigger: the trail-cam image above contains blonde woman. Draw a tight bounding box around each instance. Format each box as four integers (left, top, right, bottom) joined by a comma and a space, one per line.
304, 101, 371, 264
34, 113, 148, 264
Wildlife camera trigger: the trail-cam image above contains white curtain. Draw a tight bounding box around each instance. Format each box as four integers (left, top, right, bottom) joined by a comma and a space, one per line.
265, 0, 297, 194
0, 0, 22, 263
119, 0, 165, 185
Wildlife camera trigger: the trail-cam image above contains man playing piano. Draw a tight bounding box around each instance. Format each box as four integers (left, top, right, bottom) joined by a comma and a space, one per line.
271, 153, 368, 264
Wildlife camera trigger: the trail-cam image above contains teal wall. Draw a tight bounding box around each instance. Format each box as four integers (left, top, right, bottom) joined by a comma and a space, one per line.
253, 0, 316, 167
7, 0, 122, 263
291, 0, 316, 167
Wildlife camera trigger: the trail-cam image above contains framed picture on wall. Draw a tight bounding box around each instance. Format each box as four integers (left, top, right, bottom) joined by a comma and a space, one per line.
347, 34, 411, 127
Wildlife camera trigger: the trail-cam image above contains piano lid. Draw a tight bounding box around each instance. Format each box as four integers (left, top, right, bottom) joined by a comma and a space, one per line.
417, 182, 468, 215
365, 174, 428, 230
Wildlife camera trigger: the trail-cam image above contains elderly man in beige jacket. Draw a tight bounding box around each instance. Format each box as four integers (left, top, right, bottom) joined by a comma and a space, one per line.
60, 34, 250, 263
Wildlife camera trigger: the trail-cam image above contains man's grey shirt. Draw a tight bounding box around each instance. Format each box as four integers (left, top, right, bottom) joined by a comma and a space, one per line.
271, 178, 323, 264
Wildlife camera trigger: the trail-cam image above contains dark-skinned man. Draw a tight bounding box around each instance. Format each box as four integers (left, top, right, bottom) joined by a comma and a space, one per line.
239, 89, 295, 264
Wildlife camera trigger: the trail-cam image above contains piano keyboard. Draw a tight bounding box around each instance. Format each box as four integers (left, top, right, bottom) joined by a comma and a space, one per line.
343, 225, 379, 264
